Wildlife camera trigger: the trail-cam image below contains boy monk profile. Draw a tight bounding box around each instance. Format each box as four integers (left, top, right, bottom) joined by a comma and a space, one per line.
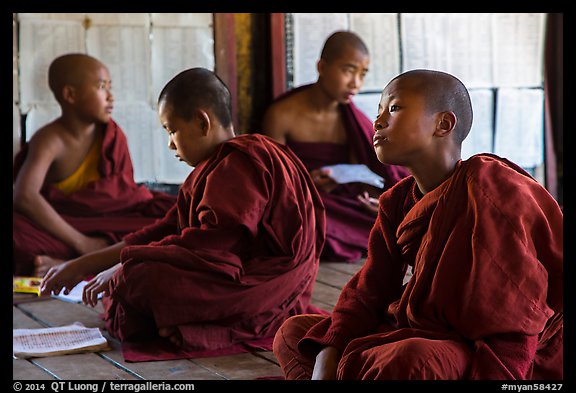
13, 53, 175, 277
272, 69, 563, 380
41, 67, 326, 353
262, 31, 409, 263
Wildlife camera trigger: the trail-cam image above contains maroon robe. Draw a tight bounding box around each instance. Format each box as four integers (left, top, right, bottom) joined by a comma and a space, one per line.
274, 154, 563, 380
103, 134, 326, 353
13, 119, 176, 275
275, 84, 409, 262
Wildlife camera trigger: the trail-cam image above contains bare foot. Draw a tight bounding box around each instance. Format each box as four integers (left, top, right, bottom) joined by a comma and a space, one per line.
158, 327, 183, 347
34, 255, 64, 277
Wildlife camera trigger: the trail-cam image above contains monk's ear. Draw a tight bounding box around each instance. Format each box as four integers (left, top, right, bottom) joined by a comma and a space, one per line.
61, 85, 76, 104
196, 109, 211, 136
317, 59, 327, 77
434, 111, 457, 138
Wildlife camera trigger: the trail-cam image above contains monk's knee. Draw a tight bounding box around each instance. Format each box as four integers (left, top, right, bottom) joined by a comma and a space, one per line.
350, 337, 471, 380
273, 314, 325, 380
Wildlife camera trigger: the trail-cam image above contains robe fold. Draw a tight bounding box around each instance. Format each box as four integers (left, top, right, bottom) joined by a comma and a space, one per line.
274, 84, 409, 262
277, 154, 562, 380
13, 119, 176, 275
103, 133, 326, 353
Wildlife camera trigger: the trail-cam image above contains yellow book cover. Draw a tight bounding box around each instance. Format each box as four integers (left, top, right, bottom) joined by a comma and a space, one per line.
13, 276, 43, 296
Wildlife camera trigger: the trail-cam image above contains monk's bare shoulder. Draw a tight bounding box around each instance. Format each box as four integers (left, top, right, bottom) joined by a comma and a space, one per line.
27, 120, 69, 157
263, 91, 310, 142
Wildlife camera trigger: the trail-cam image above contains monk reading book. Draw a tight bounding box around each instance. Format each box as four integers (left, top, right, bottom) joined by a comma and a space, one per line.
272, 69, 563, 380
13, 54, 176, 277
262, 31, 409, 263
40, 67, 326, 354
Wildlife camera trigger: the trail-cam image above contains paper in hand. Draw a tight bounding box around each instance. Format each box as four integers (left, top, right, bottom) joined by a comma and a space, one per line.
52, 280, 103, 303
321, 164, 385, 188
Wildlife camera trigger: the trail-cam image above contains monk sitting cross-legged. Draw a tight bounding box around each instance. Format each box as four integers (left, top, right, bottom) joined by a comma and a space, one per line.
272, 69, 563, 380
13, 53, 176, 277
262, 31, 409, 263
40, 67, 326, 353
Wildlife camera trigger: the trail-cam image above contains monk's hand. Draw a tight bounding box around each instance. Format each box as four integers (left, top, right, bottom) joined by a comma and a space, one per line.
82, 263, 120, 307
357, 191, 379, 216
75, 235, 110, 255
40, 261, 83, 297
310, 168, 338, 193
158, 326, 183, 347
311, 346, 340, 380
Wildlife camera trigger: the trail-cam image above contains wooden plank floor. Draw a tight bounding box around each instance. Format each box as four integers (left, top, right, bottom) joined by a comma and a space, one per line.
13, 259, 365, 380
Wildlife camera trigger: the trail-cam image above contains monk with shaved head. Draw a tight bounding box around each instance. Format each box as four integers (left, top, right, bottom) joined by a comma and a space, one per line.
273, 69, 563, 380
40, 67, 326, 355
13, 53, 175, 277
262, 31, 409, 264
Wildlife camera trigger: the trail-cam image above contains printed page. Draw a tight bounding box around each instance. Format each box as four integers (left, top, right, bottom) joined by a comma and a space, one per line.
86, 14, 151, 102
150, 25, 214, 107
13, 323, 108, 359
18, 18, 85, 110
350, 13, 400, 92
401, 13, 451, 74
446, 13, 493, 88
461, 89, 494, 159
292, 13, 349, 87
492, 13, 545, 88
112, 102, 160, 183
493, 88, 544, 168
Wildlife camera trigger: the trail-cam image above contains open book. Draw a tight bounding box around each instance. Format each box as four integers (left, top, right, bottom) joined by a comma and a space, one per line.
13, 322, 109, 359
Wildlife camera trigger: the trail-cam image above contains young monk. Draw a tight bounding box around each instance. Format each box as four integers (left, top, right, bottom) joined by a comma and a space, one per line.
13, 53, 176, 277
40, 67, 326, 353
262, 31, 409, 263
272, 69, 563, 380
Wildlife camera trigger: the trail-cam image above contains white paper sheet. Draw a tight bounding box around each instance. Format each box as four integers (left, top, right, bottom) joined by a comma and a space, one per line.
292, 13, 349, 87
322, 164, 384, 188
18, 19, 85, 108
111, 102, 160, 183
492, 13, 545, 88
462, 89, 494, 160
350, 13, 400, 92
86, 18, 151, 102
151, 26, 215, 106
401, 13, 451, 74
493, 88, 544, 168
445, 13, 493, 88
51, 281, 102, 303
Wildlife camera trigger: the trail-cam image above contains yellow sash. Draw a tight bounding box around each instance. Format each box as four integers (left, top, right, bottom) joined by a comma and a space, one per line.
53, 133, 102, 195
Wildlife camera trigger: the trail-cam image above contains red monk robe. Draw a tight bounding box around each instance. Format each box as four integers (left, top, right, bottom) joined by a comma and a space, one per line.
277, 84, 409, 262
13, 119, 176, 276
102, 133, 326, 352
274, 154, 563, 380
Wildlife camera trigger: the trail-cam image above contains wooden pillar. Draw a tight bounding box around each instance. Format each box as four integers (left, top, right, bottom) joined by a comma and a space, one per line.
213, 13, 238, 131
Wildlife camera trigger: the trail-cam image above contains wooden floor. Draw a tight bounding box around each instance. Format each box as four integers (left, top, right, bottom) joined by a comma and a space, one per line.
13, 260, 365, 380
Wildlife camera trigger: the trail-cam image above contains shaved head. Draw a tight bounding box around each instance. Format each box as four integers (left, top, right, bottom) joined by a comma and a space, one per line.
320, 31, 369, 63
391, 69, 473, 144
48, 53, 105, 103
158, 67, 233, 129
